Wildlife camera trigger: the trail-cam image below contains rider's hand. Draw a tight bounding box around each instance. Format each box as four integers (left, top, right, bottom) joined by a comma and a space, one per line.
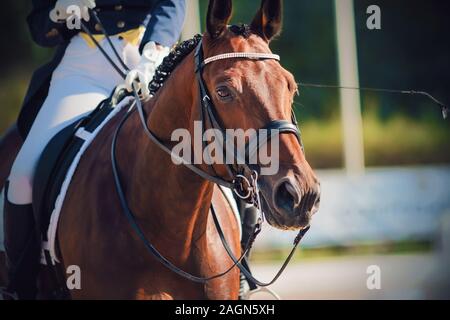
49, 0, 96, 23
125, 41, 170, 101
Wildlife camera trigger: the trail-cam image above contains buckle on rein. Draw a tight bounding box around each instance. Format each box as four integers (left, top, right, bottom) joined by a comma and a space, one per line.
233, 171, 262, 208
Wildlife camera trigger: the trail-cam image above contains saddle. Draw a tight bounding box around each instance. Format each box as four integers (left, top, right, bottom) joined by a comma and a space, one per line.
32, 90, 129, 250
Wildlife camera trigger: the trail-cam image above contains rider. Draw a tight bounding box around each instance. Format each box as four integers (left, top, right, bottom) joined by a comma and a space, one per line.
3, 0, 185, 299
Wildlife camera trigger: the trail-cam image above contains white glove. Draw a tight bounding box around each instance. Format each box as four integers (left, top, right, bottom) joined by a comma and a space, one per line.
50, 0, 96, 23
125, 41, 171, 101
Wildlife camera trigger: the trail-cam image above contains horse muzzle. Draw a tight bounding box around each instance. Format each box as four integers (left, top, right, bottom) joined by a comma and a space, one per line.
259, 175, 321, 230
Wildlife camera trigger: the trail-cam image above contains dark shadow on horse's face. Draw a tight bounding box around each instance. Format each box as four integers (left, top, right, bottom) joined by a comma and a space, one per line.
201, 0, 320, 231
258, 133, 321, 231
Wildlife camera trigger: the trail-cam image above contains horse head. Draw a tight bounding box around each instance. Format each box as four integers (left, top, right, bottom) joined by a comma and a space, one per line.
198, 0, 321, 230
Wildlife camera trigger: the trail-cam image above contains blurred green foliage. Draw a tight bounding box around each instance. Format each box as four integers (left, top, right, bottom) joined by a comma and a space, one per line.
303, 106, 450, 168
1, 0, 449, 168
252, 239, 433, 262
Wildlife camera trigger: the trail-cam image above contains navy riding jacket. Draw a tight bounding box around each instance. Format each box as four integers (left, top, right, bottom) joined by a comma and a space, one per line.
18, 0, 186, 138
28, 0, 186, 50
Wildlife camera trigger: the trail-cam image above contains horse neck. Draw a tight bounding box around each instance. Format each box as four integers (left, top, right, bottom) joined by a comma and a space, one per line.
116, 52, 214, 246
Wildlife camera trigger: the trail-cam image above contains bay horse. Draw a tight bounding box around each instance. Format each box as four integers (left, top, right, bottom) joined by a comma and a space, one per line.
1, 0, 320, 299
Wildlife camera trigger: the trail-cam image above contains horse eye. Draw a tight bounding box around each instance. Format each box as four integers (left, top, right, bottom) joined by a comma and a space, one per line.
216, 86, 232, 100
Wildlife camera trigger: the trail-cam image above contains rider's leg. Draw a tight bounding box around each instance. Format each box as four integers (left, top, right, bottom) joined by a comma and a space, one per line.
3, 34, 139, 299
7, 90, 111, 204
7, 34, 136, 205
2, 181, 39, 300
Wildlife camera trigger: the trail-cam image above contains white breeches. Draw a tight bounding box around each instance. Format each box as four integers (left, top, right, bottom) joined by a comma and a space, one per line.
7, 34, 140, 205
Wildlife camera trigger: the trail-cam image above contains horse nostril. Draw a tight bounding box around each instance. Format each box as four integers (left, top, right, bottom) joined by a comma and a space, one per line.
299, 186, 321, 216
274, 180, 301, 215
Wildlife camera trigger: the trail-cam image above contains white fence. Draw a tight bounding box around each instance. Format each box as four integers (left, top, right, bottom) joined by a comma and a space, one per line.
255, 166, 450, 249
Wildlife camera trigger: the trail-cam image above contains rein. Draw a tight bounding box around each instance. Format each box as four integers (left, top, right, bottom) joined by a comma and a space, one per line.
297, 83, 449, 120
111, 103, 257, 283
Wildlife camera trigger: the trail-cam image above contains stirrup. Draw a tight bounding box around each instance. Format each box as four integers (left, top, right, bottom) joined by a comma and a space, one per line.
240, 286, 281, 301
0, 287, 19, 300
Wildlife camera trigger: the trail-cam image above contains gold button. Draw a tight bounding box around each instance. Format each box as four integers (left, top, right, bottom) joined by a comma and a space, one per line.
114, 5, 123, 11
95, 23, 102, 32
117, 21, 125, 28
45, 28, 60, 38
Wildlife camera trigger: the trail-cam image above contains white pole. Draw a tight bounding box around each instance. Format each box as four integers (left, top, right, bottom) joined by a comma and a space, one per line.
181, 0, 201, 41
334, 0, 365, 175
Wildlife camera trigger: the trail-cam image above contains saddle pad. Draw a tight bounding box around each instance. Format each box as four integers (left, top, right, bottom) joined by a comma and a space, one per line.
41, 97, 134, 265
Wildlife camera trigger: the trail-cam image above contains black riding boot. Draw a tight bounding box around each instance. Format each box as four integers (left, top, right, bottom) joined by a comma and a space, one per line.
2, 182, 40, 300
237, 200, 258, 299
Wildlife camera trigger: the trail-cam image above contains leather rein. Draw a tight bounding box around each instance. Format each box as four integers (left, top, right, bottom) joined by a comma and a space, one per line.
81, 15, 310, 286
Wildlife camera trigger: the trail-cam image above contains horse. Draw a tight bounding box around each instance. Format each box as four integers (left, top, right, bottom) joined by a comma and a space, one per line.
0, 0, 320, 299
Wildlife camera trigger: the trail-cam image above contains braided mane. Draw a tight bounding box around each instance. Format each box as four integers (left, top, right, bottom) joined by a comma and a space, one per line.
148, 34, 202, 96
148, 25, 252, 96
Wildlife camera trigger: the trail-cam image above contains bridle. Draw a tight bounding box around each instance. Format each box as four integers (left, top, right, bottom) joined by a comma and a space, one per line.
193, 41, 303, 200
110, 38, 309, 287
80, 14, 309, 288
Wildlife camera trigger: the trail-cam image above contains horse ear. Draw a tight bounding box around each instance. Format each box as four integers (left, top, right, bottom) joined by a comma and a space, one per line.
250, 0, 283, 42
206, 0, 233, 39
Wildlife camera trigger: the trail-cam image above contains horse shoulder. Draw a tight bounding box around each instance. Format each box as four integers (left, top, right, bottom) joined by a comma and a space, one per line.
201, 186, 240, 300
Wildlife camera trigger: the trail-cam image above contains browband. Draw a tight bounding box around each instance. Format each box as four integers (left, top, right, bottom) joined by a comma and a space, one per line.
202, 52, 280, 68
